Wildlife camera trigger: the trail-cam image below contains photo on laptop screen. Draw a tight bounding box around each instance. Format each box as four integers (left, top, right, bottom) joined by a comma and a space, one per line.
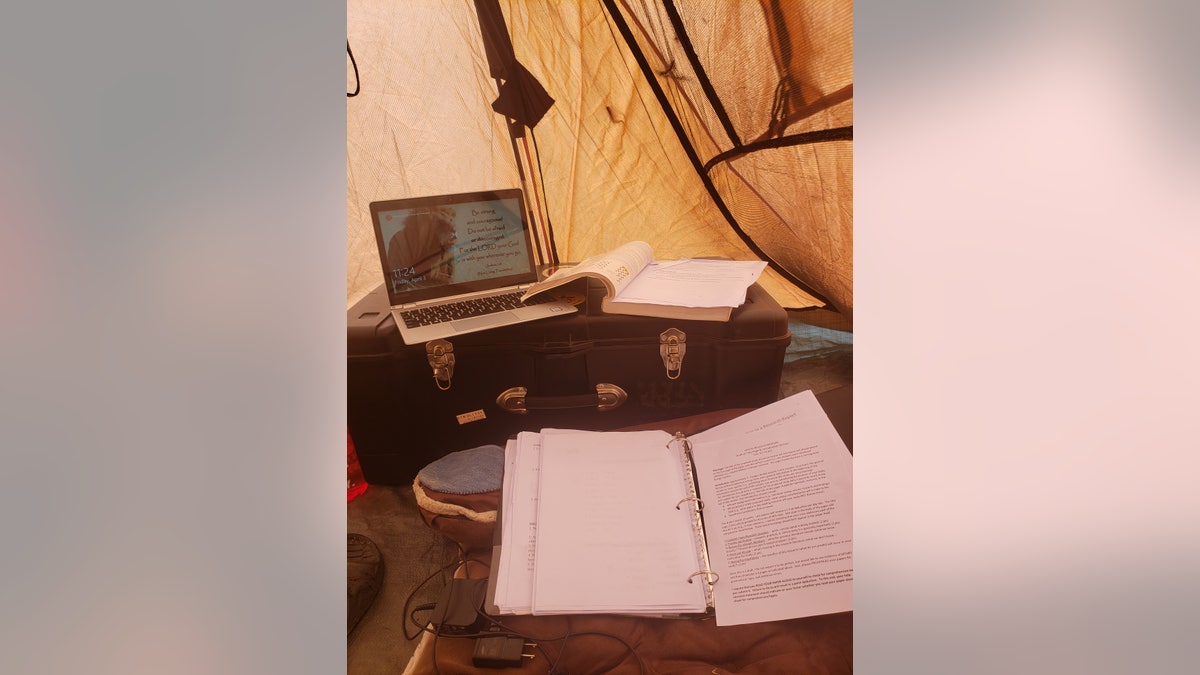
372, 190, 539, 304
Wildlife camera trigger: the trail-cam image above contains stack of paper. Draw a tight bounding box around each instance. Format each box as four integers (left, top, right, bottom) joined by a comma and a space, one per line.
491, 429, 709, 616
490, 432, 543, 615
610, 258, 768, 309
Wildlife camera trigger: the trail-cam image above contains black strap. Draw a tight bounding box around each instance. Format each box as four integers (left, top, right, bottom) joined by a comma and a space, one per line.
347, 40, 360, 97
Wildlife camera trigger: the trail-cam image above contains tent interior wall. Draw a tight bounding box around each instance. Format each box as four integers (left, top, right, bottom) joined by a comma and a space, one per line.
347, 0, 853, 322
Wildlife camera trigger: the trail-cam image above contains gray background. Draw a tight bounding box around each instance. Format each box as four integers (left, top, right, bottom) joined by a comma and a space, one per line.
1, 1, 1198, 673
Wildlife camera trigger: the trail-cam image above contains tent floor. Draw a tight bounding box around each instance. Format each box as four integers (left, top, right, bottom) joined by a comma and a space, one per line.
347, 311, 852, 674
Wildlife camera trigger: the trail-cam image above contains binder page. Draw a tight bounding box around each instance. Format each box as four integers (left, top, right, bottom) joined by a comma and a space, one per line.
690, 390, 853, 626
492, 432, 543, 614
531, 429, 709, 614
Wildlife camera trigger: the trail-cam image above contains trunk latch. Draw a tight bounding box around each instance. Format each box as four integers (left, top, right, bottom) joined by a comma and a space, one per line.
425, 339, 455, 390
659, 328, 686, 380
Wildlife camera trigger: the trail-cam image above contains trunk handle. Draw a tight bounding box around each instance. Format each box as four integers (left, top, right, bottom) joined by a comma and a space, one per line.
496, 383, 627, 414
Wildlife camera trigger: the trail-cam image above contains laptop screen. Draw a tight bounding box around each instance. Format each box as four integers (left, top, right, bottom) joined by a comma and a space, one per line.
370, 189, 541, 305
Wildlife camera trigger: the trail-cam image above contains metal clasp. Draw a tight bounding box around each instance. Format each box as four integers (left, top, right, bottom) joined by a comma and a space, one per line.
425, 339, 455, 391
659, 328, 686, 380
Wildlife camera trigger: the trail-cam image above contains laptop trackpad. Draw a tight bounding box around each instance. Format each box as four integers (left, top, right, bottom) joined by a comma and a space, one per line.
451, 313, 512, 332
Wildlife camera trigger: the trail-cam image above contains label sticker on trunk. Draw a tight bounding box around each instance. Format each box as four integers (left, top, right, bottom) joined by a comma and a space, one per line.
456, 410, 487, 425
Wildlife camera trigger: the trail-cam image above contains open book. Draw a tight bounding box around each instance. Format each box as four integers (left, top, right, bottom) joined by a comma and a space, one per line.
520, 241, 767, 321
489, 390, 852, 626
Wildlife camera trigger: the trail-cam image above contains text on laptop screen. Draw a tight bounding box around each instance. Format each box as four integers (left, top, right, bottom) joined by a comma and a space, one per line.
374, 192, 538, 303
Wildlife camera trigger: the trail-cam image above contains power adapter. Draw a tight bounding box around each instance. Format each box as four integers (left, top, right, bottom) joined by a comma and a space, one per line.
473, 633, 535, 668
430, 578, 488, 635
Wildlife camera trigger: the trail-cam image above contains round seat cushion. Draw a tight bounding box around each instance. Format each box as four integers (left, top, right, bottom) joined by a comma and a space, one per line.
413, 445, 505, 555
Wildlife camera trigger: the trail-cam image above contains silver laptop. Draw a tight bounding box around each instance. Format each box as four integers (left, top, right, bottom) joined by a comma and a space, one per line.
369, 188, 577, 345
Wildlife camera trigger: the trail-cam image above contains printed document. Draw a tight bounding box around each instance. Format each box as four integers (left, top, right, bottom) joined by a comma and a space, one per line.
612, 258, 768, 308
690, 390, 853, 626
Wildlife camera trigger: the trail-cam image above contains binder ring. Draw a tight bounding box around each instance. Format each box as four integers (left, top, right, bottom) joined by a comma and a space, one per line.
675, 497, 704, 511
688, 570, 719, 585
667, 433, 692, 452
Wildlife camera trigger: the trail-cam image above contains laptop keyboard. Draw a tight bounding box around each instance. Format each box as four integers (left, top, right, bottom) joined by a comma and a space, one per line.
398, 291, 553, 328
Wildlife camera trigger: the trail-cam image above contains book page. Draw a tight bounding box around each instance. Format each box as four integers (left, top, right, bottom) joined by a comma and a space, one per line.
530, 429, 709, 614
690, 390, 853, 626
521, 241, 652, 301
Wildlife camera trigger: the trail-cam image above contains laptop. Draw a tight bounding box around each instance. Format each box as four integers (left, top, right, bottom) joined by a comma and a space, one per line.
369, 188, 577, 345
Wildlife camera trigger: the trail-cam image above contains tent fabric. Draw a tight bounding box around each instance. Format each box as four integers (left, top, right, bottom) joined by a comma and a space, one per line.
347, 0, 852, 321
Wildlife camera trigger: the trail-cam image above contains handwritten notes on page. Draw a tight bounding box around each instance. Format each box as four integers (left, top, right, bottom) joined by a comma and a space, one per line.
492, 429, 709, 616
532, 429, 709, 614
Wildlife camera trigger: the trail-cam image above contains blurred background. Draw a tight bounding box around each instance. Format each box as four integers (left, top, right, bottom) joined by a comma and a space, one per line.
2, 1, 1198, 674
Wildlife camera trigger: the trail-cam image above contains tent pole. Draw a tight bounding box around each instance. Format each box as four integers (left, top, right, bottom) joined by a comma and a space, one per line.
516, 133, 559, 267
499, 114, 558, 267
474, 0, 560, 267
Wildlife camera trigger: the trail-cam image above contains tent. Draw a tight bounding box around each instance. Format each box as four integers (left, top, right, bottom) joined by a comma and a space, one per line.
346, 0, 853, 323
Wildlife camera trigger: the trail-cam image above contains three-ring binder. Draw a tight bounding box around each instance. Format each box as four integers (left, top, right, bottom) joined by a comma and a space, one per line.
669, 432, 718, 608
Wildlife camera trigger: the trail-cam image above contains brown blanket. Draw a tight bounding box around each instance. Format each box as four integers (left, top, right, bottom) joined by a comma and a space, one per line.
407, 408, 852, 674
